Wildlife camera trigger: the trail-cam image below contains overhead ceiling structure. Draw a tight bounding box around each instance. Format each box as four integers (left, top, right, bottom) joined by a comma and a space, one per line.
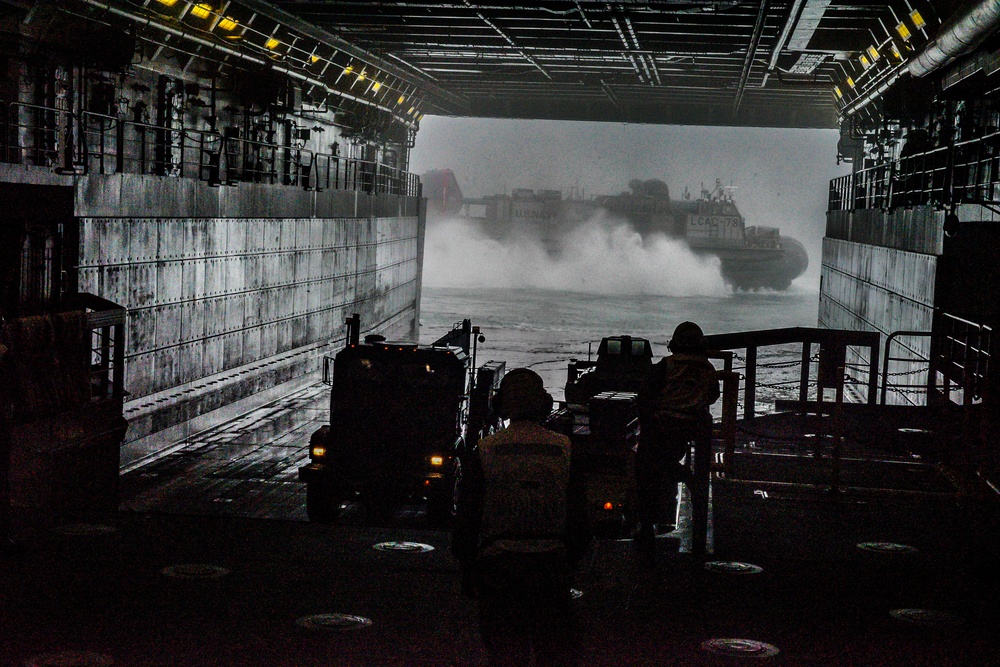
262, 0, 948, 129
39, 1, 957, 131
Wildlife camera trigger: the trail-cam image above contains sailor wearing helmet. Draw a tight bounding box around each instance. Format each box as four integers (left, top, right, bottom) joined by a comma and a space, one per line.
634, 322, 720, 562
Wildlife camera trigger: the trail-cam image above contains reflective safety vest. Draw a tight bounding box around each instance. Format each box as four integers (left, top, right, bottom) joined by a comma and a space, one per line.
478, 422, 571, 556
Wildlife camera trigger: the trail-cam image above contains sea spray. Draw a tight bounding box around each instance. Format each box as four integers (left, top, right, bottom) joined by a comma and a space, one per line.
423, 212, 728, 296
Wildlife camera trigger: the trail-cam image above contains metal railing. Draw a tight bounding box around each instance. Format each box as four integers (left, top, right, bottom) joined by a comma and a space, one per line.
829, 129, 1000, 213
703, 327, 881, 421
3, 100, 420, 197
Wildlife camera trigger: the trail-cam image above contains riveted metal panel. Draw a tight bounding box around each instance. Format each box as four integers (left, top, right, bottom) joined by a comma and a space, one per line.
131, 262, 157, 308
182, 258, 207, 300
244, 292, 260, 327
176, 342, 203, 385
226, 295, 245, 333
242, 327, 261, 365
203, 297, 228, 337
276, 319, 292, 353
224, 256, 245, 293
151, 346, 179, 393
223, 330, 244, 370
278, 252, 296, 287
203, 335, 225, 376
259, 322, 278, 358
244, 254, 262, 291
204, 257, 224, 298
156, 261, 183, 304
129, 309, 155, 354
183, 219, 207, 259
245, 218, 265, 254
180, 299, 205, 342
263, 220, 282, 252
154, 302, 183, 348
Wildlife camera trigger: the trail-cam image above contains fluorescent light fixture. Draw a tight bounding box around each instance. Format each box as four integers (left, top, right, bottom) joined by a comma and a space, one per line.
846, 77, 855, 88
834, 86, 842, 99
371, 81, 381, 91
860, 54, 871, 69
156, 0, 179, 6
866, 45, 879, 61
896, 21, 912, 41
217, 16, 238, 31
189, 3, 212, 19
264, 37, 281, 50
910, 9, 926, 30
397, 95, 405, 104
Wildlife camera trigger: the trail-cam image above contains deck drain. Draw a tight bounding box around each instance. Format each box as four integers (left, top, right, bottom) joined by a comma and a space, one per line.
570, 588, 583, 599
54, 524, 116, 536
161, 564, 230, 579
701, 638, 779, 658
704, 561, 764, 575
857, 542, 918, 554
890, 608, 963, 626
296, 613, 372, 630
372, 541, 435, 553
24, 650, 115, 666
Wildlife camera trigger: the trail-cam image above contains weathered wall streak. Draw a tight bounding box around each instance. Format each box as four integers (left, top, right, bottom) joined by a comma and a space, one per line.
71, 175, 422, 466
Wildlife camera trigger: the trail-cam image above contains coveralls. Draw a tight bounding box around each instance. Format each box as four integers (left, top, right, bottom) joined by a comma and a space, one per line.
453, 419, 591, 667
635, 351, 720, 554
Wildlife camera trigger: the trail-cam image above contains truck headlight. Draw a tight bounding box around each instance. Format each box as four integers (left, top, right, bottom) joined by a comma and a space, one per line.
429, 455, 444, 466
311, 446, 327, 458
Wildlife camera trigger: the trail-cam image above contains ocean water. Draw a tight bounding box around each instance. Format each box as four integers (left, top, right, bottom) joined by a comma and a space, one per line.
418, 285, 821, 404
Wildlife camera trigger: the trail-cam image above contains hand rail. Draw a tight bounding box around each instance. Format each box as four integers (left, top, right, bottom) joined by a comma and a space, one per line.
3, 101, 421, 197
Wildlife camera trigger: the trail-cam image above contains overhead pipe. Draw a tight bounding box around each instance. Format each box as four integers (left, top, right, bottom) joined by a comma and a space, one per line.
78, 0, 422, 125
908, 0, 1000, 78
733, 0, 770, 115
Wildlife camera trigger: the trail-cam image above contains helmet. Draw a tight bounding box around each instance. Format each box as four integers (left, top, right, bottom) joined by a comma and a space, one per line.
494, 368, 553, 421
668, 321, 706, 353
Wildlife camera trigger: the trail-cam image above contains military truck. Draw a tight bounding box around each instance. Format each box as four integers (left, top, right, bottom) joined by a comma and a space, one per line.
299, 315, 504, 525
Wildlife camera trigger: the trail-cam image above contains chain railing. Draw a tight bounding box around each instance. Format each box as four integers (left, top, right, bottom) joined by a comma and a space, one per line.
3, 101, 420, 197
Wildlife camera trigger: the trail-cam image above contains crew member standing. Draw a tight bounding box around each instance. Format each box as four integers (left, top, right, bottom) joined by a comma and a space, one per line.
634, 321, 720, 560
453, 368, 590, 667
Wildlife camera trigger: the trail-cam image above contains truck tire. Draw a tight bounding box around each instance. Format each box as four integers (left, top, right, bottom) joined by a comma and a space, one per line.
306, 480, 342, 523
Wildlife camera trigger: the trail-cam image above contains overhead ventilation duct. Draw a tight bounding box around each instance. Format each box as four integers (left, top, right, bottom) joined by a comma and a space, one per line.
908, 0, 1000, 78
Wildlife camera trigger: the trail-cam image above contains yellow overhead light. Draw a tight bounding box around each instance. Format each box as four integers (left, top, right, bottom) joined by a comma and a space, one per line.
910, 9, 926, 30
264, 37, 281, 50
417, 113, 424, 121
309, 54, 321, 64
407, 106, 415, 115
890, 43, 903, 60
846, 76, 855, 88
217, 16, 238, 31
371, 81, 381, 91
866, 45, 879, 61
189, 3, 212, 19
834, 86, 842, 99
859, 54, 871, 69
896, 21, 912, 41
397, 95, 405, 105
156, 0, 179, 6
357, 70, 366, 82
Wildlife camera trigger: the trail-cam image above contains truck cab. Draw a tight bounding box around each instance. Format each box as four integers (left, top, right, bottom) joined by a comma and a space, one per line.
299, 316, 504, 525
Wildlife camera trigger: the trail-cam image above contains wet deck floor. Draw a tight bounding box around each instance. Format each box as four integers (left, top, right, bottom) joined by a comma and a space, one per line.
2, 381, 999, 666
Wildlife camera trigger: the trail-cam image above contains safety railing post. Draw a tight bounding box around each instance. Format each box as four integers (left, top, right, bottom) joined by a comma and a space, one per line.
830, 365, 845, 493
744, 345, 757, 420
